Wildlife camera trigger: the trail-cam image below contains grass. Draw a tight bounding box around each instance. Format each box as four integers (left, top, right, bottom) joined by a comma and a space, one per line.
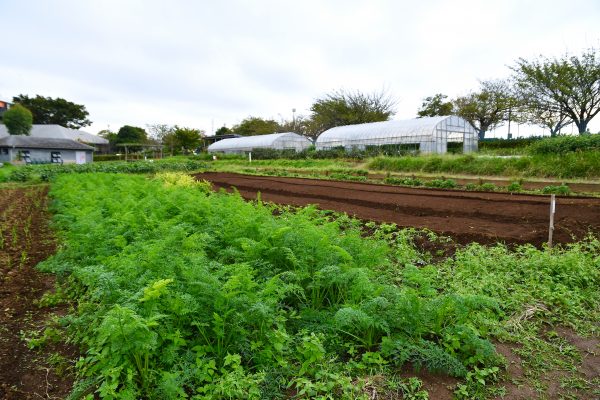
36, 172, 599, 399
368, 152, 600, 179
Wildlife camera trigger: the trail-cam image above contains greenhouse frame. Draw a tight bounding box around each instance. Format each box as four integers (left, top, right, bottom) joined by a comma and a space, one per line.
315, 116, 478, 154
207, 132, 312, 154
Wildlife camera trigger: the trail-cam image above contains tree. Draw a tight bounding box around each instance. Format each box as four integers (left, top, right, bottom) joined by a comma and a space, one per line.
12, 94, 91, 129
98, 129, 119, 153
231, 117, 280, 136
417, 93, 454, 117
309, 89, 396, 137
453, 80, 515, 140
513, 97, 571, 137
116, 125, 147, 144
173, 126, 204, 152
214, 126, 231, 136
3, 104, 33, 135
512, 48, 600, 134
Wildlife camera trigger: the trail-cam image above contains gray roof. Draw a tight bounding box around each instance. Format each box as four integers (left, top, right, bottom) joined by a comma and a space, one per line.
0, 136, 95, 150
0, 124, 109, 144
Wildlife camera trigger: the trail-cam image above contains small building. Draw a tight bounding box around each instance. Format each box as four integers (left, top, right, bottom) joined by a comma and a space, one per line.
0, 124, 108, 147
207, 132, 312, 154
315, 116, 478, 154
0, 100, 9, 119
0, 136, 95, 164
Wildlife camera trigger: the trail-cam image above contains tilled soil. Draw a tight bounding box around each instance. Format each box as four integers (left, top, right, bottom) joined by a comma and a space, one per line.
0, 186, 76, 399
196, 172, 600, 246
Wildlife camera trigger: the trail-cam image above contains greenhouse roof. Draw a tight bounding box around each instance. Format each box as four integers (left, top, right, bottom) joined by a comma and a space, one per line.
317, 116, 474, 143
208, 132, 309, 151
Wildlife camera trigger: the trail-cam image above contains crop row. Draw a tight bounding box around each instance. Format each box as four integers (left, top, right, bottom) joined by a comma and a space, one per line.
40, 173, 600, 399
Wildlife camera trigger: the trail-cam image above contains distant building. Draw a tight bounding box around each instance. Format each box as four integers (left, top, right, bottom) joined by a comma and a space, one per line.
0, 136, 95, 164
0, 100, 9, 119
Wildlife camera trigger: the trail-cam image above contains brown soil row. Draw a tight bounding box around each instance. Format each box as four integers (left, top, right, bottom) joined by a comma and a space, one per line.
196, 172, 600, 245
0, 186, 75, 399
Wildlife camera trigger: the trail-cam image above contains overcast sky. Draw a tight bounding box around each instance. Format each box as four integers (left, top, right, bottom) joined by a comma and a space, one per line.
1, 0, 599, 137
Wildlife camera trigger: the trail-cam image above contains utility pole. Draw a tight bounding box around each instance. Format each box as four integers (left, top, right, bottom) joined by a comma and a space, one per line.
292, 108, 296, 131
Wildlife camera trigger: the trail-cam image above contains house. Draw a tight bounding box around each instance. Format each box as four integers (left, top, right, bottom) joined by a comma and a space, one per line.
0, 124, 109, 148
0, 100, 9, 120
0, 136, 95, 164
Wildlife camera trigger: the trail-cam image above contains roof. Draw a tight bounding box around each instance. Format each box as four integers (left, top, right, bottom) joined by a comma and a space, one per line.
0, 136, 95, 151
316, 116, 476, 144
0, 124, 108, 144
208, 132, 311, 151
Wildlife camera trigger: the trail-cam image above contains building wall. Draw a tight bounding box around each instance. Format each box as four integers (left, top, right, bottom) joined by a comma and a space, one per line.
1, 147, 93, 163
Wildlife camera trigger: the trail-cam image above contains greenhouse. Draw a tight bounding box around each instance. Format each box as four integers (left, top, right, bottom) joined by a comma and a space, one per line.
207, 132, 312, 154
315, 116, 478, 154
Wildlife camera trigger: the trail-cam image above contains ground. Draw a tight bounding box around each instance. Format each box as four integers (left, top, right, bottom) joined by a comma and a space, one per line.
197, 172, 600, 246
0, 185, 76, 399
1, 177, 598, 399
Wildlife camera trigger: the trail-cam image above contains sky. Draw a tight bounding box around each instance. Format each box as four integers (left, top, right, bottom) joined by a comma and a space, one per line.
1, 0, 599, 137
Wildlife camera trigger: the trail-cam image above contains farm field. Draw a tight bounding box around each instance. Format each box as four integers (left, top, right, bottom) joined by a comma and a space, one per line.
197, 172, 600, 246
0, 185, 76, 399
0, 170, 599, 399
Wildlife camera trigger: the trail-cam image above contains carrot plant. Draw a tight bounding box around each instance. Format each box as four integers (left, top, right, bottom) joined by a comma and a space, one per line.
38, 173, 600, 399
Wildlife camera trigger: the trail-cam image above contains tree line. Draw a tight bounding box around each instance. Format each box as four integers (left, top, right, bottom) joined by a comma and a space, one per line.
3, 48, 598, 146
225, 47, 600, 141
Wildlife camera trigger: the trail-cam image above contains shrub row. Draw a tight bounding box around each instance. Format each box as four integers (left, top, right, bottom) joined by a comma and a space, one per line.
7, 159, 208, 182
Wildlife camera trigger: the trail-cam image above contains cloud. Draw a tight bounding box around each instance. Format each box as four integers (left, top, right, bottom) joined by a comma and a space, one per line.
0, 0, 599, 135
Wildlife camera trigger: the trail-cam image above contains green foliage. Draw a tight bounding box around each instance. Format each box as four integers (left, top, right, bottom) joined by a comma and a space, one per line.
425, 178, 457, 189
231, 117, 281, 136
172, 126, 204, 151
117, 125, 148, 145
3, 104, 33, 135
512, 48, 600, 134
42, 173, 517, 398
507, 182, 522, 192
6, 159, 207, 182
528, 133, 600, 155
368, 152, 600, 179
417, 93, 453, 118
12, 94, 91, 128
541, 184, 570, 195
478, 182, 496, 191
384, 176, 424, 186
453, 80, 515, 140
310, 89, 395, 135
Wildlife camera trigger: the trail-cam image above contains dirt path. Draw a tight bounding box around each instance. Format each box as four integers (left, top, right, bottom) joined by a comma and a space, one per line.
0, 186, 75, 399
196, 172, 600, 245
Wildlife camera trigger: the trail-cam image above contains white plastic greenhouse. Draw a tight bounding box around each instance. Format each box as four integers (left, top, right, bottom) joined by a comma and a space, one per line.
315, 116, 478, 154
207, 132, 312, 154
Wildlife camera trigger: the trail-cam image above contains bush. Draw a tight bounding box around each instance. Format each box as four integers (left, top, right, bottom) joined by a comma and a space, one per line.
425, 179, 457, 189
542, 184, 571, 195
478, 183, 496, 191
528, 134, 600, 155
507, 182, 522, 192
3, 104, 33, 135
7, 159, 208, 182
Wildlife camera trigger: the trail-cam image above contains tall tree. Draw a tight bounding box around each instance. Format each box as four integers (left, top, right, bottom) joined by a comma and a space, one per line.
453, 80, 515, 140
173, 126, 204, 152
147, 124, 177, 155
214, 126, 232, 136
3, 104, 33, 135
310, 89, 396, 136
116, 125, 147, 144
512, 48, 600, 134
417, 93, 454, 117
231, 117, 280, 136
513, 97, 572, 137
12, 94, 91, 129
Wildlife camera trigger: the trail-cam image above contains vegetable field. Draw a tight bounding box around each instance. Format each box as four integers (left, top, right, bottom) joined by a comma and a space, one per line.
22, 172, 599, 399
